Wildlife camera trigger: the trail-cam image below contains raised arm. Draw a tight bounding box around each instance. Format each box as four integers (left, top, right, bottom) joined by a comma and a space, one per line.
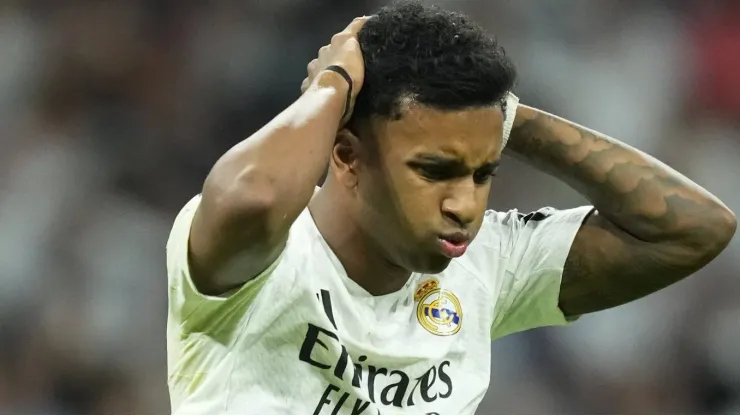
505, 104, 737, 317
188, 17, 368, 295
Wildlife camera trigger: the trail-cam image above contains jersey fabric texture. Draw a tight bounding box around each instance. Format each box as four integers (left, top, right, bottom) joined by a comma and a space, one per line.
166, 194, 593, 414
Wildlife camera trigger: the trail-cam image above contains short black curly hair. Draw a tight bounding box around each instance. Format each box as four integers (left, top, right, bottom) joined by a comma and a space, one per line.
352, 0, 516, 126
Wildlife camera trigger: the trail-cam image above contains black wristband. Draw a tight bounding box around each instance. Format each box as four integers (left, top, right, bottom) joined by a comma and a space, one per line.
325, 65, 353, 121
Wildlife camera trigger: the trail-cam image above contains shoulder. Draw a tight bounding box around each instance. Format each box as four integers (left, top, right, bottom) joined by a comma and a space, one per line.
479, 207, 560, 234
466, 207, 556, 256
460, 206, 594, 278
166, 195, 321, 301
476, 206, 593, 244
167, 194, 318, 265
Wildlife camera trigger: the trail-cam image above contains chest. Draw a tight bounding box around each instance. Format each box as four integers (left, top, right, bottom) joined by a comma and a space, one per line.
238, 259, 495, 413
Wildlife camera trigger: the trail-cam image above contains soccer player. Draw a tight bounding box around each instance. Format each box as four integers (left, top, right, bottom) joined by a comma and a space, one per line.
165, 2, 736, 414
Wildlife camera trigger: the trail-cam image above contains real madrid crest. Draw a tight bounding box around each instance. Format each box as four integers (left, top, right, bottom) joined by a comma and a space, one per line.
414, 278, 462, 336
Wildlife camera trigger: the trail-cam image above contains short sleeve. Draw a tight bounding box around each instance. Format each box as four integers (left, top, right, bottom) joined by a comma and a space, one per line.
484, 206, 595, 340
165, 195, 278, 339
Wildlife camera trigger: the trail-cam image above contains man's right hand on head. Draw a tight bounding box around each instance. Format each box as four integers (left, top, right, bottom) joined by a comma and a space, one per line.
187, 17, 372, 297
301, 16, 371, 124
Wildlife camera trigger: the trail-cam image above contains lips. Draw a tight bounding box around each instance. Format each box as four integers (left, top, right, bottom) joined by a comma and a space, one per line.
438, 232, 471, 258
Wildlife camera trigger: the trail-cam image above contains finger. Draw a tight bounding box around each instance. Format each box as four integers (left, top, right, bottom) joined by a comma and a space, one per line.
301, 77, 310, 93
307, 59, 317, 76
344, 15, 371, 34
330, 32, 349, 47
332, 17, 370, 46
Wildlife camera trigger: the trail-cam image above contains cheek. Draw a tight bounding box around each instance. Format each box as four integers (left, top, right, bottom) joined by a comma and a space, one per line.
369, 169, 441, 233
394, 178, 445, 235
477, 182, 492, 205
471, 185, 492, 228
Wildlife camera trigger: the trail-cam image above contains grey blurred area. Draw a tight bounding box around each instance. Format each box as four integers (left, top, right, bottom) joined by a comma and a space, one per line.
0, 0, 738, 413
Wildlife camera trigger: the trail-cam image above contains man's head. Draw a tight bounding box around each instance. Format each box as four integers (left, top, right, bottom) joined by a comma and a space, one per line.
328, 0, 516, 274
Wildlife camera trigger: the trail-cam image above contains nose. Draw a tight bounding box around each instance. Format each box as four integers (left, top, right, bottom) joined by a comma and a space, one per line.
441, 179, 478, 227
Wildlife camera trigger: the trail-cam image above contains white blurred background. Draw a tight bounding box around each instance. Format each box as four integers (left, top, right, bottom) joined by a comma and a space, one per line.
0, 0, 738, 413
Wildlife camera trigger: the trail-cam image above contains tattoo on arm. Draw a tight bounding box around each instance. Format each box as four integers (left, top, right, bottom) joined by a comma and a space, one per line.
506, 105, 736, 316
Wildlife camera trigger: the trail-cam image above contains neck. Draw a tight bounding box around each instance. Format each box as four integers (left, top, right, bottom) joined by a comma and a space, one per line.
308, 181, 412, 296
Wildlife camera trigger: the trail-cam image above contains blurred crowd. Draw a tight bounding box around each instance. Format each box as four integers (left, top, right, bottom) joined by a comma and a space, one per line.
0, 0, 738, 413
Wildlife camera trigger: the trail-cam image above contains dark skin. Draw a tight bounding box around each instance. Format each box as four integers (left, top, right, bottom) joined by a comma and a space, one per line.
189, 16, 736, 317
506, 105, 737, 317
310, 104, 504, 295
190, 82, 736, 314
313, 102, 736, 313
188, 17, 369, 295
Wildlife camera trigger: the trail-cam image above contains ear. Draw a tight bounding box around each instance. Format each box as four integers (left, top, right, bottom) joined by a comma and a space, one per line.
330, 128, 363, 188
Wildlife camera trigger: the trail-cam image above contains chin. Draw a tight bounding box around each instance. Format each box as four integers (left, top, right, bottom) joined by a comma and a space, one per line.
410, 254, 452, 275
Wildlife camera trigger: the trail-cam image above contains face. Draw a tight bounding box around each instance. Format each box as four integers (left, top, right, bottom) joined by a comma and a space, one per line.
344, 103, 505, 274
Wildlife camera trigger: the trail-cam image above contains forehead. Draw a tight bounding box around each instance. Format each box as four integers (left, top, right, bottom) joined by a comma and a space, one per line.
373, 104, 505, 164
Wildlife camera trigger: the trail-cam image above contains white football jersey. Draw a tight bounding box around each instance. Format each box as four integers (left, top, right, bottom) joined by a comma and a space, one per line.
166, 194, 593, 414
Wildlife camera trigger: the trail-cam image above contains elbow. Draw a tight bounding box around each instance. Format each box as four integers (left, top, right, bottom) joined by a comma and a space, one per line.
688, 205, 737, 263
228, 166, 279, 216
203, 142, 285, 218
202, 163, 279, 233
717, 206, 738, 249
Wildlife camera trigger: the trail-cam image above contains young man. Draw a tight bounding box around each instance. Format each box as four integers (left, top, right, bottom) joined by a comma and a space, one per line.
165, 2, 736, 414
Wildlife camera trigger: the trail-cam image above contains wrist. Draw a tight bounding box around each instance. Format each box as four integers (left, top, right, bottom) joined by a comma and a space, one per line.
313, 69, 354, 122
312, 70, 351, 96
502, 105, 537, 156
511, 104, 535, 131
501, 92, 520, 148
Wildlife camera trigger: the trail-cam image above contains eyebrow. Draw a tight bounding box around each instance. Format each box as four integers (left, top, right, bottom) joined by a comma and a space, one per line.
409, 153, 500, 171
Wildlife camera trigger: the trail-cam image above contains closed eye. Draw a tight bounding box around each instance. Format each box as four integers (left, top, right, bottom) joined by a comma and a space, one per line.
473, 167, 498, 184
407, 154, 500, 184
416, 165, 458, 181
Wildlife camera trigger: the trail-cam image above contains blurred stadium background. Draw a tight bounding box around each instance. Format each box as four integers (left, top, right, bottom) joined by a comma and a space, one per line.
1, 0, 739, 413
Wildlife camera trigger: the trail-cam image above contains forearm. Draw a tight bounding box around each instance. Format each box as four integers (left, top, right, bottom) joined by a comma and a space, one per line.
505, 105, 736, 249
204, 71, 348, 231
